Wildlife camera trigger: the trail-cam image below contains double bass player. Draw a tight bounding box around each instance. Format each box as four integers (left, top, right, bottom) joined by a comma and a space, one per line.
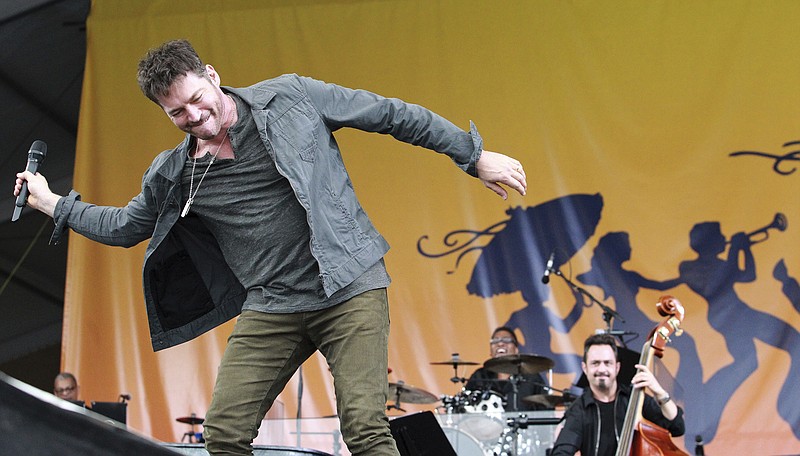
551, 334, 685, 456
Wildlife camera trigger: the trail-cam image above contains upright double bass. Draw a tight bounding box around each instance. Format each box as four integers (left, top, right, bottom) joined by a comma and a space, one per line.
614, 296, 689, 456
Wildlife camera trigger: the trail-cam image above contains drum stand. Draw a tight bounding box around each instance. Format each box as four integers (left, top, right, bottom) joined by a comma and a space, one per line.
386, 393, 406, 413
442, 353, 471, 388
506, 374, 524, 411
177, 413, 205, 444
491, 414, 527, 456
493, 414, 564, 456
430, 353, 476, 415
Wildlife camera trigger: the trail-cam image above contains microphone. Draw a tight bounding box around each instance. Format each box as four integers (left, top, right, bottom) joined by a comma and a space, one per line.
541, 252, 555, 284
694, 435, 705, 456
119, 393, 131, 403
11, 140, 47, 222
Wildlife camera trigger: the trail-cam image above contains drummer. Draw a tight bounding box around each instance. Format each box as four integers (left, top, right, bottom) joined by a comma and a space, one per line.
466, 326, 549, 411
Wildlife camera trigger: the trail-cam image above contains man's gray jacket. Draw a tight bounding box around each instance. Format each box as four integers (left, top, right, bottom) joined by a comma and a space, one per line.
50, 74, 483, 351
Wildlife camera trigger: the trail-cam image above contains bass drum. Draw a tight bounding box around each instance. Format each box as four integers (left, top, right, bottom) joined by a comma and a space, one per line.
441, 427, 487, 456
460, 390, 506, 442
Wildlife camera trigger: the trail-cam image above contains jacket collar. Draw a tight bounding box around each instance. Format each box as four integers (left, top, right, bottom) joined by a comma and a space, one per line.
581, 383, 631, 408
154, 136, 191, 184
224, 84, 277, 110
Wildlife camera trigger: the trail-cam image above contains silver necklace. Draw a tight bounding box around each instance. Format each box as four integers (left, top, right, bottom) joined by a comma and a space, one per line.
181, 132, 229, 218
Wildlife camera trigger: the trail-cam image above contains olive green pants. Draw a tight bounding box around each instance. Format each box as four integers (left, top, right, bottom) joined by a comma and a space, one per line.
203, 289, 399, 456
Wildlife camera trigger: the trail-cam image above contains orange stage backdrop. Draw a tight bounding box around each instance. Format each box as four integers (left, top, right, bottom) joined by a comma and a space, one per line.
63, 1, 799, 454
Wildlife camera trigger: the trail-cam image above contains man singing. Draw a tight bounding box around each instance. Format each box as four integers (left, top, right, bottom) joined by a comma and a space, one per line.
14, 39, 528, 456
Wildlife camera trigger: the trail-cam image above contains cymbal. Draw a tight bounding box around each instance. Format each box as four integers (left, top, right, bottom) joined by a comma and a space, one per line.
176, 416, 205, 425
483, 354, 555, 375
388, 382, 439, 404
430, 359, 480, 367
522, 394, 573, 408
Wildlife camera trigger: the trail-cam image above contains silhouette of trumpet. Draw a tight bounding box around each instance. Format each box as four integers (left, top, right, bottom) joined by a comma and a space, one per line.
729, 212, 787, 245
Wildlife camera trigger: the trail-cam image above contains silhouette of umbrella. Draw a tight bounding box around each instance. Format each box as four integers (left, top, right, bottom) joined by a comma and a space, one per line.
466, 193, 604, 297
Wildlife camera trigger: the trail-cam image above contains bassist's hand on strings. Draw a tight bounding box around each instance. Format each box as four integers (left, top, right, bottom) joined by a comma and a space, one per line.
633, 363, 679, 420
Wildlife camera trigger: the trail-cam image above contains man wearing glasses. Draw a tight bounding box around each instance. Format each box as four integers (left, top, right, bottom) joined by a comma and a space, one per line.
53, 372, 80, 403
466, 326, 549, 411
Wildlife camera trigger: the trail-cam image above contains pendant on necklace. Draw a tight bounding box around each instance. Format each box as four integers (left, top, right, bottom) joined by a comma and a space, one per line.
182, 132, 227, 218
181, 197, 193, 218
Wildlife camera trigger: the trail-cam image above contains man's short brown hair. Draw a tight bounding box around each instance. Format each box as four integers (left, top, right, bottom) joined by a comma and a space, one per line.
582, 333, 618, 362
137, 39, 206, 104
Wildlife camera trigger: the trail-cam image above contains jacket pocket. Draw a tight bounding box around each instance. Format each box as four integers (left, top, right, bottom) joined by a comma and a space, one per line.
273, 101, 319, 163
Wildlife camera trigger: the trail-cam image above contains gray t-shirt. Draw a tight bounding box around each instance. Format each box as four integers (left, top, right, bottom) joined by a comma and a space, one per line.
180, 93, 389, 313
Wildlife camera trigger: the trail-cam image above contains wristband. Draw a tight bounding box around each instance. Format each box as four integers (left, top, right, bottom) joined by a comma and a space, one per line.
657, 393, 671, 406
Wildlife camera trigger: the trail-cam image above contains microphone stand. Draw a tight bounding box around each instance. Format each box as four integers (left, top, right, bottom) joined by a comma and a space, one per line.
546, 266, 627, 334
296, 365, 303, 448
529, 380, 577, 400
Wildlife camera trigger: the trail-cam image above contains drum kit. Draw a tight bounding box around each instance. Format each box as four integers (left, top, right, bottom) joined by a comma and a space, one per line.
171, 354, 571, 454
387, 353, 574, 456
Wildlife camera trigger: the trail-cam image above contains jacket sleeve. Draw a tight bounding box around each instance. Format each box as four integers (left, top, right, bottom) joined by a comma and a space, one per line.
550, 402, 585, 455
297, 75, 483, 177
49, 165, 161, 247
642, 395, 686, 437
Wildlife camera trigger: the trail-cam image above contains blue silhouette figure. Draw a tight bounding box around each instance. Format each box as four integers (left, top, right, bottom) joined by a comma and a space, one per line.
774, 259, 800, 313
675, 222, 800, 442
576, 231, 705, 448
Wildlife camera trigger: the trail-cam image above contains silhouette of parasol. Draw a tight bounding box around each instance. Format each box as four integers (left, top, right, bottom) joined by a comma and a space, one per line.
466, 193, 604, 298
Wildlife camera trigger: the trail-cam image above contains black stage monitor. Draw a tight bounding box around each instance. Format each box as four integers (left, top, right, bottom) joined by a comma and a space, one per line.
390, 411, 456, 456
90, 401, 127, 425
